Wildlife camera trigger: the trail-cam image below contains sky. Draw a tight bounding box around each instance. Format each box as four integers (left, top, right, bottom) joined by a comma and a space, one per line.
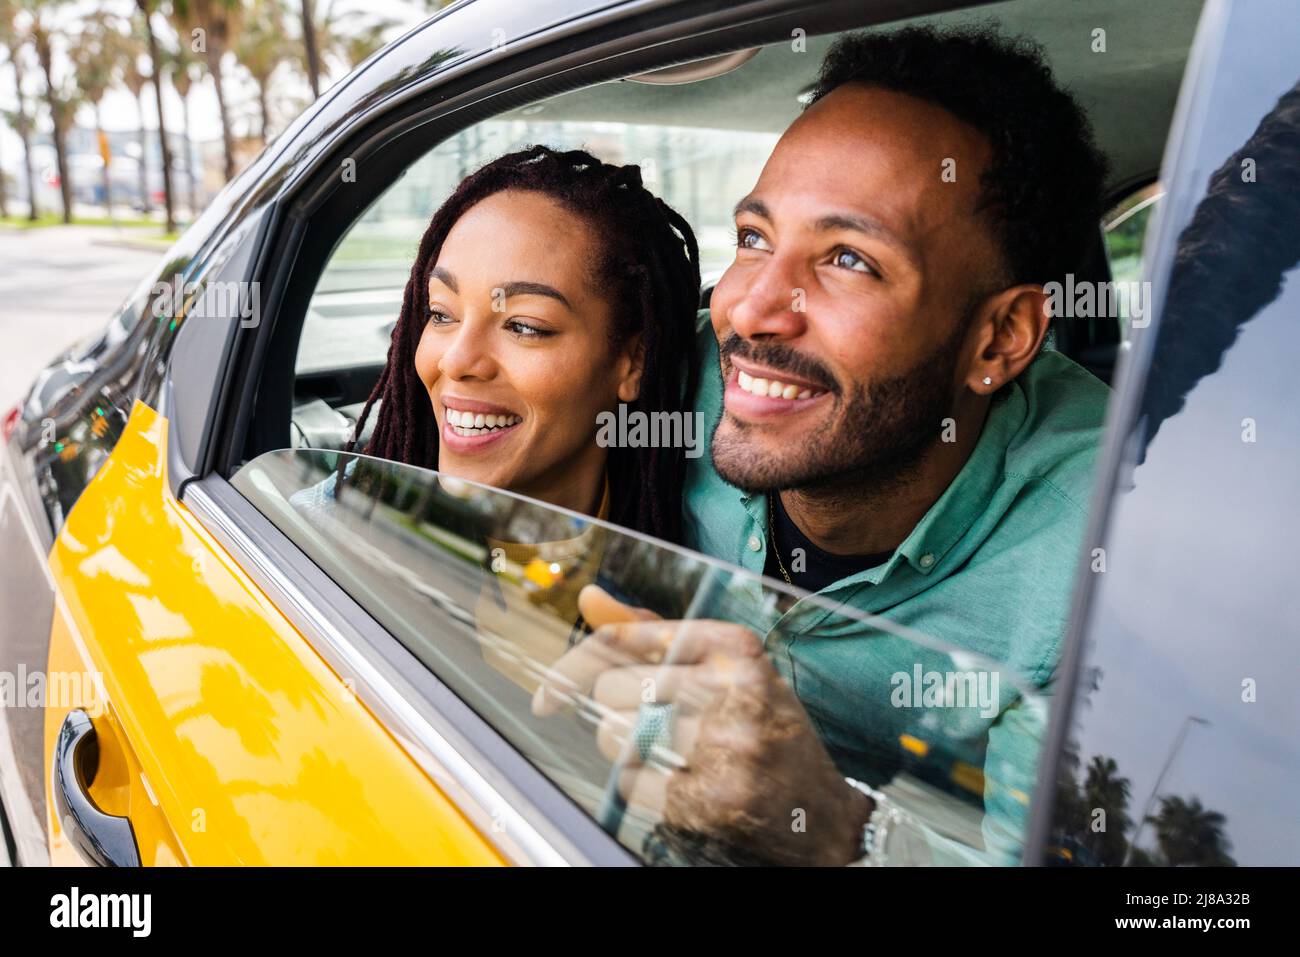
0, 0, 433, 160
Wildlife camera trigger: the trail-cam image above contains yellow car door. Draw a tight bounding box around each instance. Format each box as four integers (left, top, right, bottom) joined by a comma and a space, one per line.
42, 399, 499, 865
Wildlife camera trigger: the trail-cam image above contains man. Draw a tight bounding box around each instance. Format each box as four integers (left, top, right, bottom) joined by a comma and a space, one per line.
536, 25, 1111, 865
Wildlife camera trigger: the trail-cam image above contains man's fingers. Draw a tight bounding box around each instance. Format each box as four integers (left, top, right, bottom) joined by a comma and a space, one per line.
533, 617, 763, 717
531, 621, 677, 716
591, 664, 732, 713
577, 584, 660, 629
595, 620, 764, 666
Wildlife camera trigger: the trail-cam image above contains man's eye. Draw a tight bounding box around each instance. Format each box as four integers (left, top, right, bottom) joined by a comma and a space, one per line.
832, 248, 878, 276
736, 227, 771, 251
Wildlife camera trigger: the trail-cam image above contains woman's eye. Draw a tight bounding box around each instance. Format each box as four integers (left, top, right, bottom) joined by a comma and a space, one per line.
505, 319, 550, 338
428, 308, 455, 325
832, 248, 878, 276
736, 226, 771, 251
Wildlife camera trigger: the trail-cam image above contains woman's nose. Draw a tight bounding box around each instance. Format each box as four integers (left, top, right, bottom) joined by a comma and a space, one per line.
437, 320, 497, 381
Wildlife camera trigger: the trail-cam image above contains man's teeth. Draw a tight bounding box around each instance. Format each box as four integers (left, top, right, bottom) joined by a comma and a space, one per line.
736, 369, 820, 401
446, 408, 522, 435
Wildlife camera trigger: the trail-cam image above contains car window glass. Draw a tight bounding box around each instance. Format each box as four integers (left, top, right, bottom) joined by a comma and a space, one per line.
1046, 0, 1300, 866
234, 449, 1052, 866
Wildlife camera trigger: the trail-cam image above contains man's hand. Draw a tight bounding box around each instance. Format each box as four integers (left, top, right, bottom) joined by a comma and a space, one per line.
532, 585, 873, 866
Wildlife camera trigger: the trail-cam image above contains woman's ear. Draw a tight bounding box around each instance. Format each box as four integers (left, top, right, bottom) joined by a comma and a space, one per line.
616, 336, 646, 403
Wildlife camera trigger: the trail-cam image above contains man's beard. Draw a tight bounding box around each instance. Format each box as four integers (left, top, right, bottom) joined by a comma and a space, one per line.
711, 321, 968, 496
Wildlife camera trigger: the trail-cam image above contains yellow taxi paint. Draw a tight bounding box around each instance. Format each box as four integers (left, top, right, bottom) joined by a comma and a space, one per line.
44, 399, 503, 865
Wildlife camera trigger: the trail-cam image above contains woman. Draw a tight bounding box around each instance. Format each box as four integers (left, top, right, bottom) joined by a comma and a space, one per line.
346, 144, 701, 542
296, 145, 702, 688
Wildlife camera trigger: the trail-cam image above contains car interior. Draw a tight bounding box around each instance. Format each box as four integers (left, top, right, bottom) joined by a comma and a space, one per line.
256, 0, 1205, 462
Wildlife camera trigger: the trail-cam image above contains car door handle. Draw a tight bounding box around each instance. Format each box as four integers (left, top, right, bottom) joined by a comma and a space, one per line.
52, 709, 141, 867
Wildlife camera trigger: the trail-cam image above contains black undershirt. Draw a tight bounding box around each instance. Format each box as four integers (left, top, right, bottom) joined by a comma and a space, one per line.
763, 493, 893, 593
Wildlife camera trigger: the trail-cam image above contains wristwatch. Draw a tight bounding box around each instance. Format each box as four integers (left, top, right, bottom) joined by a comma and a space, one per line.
844, 777, 906, 866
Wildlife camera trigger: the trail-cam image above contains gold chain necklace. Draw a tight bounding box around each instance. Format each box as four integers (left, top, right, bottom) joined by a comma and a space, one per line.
767, 494, 794, 586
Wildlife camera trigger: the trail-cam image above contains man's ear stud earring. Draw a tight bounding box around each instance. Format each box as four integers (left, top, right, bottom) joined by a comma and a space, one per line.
982, 376, 993, 386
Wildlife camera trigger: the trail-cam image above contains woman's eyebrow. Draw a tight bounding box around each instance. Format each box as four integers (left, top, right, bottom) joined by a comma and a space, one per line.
501, 280, 571, 310
430, 268, 570, 309
430, 266, 458, 293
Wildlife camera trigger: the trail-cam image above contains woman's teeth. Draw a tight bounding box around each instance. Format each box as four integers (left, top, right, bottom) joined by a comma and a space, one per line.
446, 408, 522, 435
736, 369, 822, 401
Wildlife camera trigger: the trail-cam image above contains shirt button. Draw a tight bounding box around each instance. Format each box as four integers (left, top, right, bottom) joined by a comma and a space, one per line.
919, 553, 935, 569
748, 535, 763, 552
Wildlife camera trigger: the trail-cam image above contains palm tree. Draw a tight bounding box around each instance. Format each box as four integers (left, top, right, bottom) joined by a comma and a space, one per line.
298, 0, 320, 98
0, 0, 38, 219
122, 51, 152, 214
134, 0, 176, 232
1150, 795, 1236, 866
235, 0, 288, 145
1081, 755, 1132, 865
171, 0, 244, 182
70, 12, 128, 218
167, 43, 200, 216
25, 1, 77, 223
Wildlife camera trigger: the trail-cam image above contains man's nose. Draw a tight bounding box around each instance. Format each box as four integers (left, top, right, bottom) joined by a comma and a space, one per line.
727, 256, 809, 341
437, 318, 497, 381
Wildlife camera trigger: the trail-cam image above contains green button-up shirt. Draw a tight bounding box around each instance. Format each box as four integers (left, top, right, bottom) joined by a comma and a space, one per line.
682, 313, 1110, 863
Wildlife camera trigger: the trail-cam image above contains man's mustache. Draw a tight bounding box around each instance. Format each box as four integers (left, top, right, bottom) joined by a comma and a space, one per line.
719, 333, 839, 395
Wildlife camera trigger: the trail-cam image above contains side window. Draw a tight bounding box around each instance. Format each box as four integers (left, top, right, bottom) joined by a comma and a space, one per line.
233, 6, 1205, 865
251, 59, 1068, 864
1046, 2, 1300, 866
234, 449, 1054, 866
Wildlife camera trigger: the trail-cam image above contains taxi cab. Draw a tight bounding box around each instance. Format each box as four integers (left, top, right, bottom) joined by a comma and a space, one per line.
0, 0, 1296, 867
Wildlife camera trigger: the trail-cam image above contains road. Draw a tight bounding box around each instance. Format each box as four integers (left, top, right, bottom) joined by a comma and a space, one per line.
0, 226, 161, 412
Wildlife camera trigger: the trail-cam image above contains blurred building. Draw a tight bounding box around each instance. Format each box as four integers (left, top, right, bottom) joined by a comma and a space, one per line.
3, 123, 219, 220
